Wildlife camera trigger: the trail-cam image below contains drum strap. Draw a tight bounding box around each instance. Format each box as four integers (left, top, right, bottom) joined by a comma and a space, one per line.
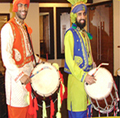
25, 25, 37, 67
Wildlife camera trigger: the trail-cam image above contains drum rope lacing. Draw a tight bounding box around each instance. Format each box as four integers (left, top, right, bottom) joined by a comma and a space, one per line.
31, 63, 65, 118
88, 80, 120, 117
85, 63, 120, 117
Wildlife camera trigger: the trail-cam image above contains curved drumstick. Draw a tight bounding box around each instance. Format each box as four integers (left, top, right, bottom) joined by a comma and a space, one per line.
92, 63, 109, 76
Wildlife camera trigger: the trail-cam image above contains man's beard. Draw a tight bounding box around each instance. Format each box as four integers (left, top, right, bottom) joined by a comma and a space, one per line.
76, 19, 86, 30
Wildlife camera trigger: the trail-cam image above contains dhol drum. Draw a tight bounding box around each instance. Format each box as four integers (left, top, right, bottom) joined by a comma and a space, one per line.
31, 62, 60, 108
84, 67, 119, 114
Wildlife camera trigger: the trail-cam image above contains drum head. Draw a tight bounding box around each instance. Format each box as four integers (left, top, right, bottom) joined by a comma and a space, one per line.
31, 62, 60, 97
84, 67, 113, 100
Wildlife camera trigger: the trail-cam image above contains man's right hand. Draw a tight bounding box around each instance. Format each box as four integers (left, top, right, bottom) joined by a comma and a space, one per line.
85, 74, 96, 85
20, 74, 31, 85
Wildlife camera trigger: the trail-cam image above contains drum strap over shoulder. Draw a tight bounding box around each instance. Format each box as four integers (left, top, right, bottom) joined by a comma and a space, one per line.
25, 25, 37, 67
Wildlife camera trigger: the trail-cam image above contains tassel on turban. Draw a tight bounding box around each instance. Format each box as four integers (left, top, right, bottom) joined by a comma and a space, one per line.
12, 0, 30, 12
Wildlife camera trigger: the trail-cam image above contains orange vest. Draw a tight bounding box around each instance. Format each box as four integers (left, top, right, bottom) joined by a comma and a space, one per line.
8, 18, 34, 68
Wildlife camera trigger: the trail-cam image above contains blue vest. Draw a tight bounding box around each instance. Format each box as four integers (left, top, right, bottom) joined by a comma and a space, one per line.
64, 27, 93, 74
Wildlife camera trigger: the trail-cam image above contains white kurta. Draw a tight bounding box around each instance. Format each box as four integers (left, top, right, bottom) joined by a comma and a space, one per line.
1, 21, 39, 107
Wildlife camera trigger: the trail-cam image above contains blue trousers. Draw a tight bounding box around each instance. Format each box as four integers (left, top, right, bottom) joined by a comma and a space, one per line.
68, 105, 91, 118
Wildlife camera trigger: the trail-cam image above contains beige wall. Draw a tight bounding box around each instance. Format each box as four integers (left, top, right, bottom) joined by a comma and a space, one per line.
0, 1, 119, 75
113, 0, 120, 75
0, 3, 15, 18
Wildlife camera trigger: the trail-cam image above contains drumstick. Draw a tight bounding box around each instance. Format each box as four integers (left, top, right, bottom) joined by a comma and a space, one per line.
86, 63, 109, 85
30, 67, 48, 78
92, 63, 109, 76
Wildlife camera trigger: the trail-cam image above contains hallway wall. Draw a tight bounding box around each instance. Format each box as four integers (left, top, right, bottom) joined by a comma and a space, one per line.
0, 0, 119, 76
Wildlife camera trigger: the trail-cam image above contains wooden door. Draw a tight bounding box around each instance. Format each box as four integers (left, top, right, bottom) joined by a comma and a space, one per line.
88, 2, 113, 74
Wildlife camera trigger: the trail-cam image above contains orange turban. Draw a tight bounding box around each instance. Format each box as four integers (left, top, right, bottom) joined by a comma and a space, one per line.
12, 0, 30, 12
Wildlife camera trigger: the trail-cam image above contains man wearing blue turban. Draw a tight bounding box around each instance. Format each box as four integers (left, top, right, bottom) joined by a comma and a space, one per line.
64, 0, 96, 118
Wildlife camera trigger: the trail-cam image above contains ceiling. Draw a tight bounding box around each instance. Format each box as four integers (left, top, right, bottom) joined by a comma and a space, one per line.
0, 0, 93, 3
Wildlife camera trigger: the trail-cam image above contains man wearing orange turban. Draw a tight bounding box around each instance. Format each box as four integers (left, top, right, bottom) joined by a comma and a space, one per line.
12, 0, 30, 12
1, 0, 41, 118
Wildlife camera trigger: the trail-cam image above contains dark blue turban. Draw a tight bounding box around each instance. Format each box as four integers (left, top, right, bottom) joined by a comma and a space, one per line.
71, 4, 87, 14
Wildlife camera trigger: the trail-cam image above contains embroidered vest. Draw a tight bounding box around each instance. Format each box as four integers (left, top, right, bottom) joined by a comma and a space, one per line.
64, 27, 93, 74
8, 18, 34, 68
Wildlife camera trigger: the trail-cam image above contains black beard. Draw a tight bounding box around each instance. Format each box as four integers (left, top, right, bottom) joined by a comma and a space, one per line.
76, 19, 86, 30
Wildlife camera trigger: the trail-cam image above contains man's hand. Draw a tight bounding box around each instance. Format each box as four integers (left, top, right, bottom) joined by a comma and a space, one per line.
85, 74, 96, 85
20, 74, 31, 85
